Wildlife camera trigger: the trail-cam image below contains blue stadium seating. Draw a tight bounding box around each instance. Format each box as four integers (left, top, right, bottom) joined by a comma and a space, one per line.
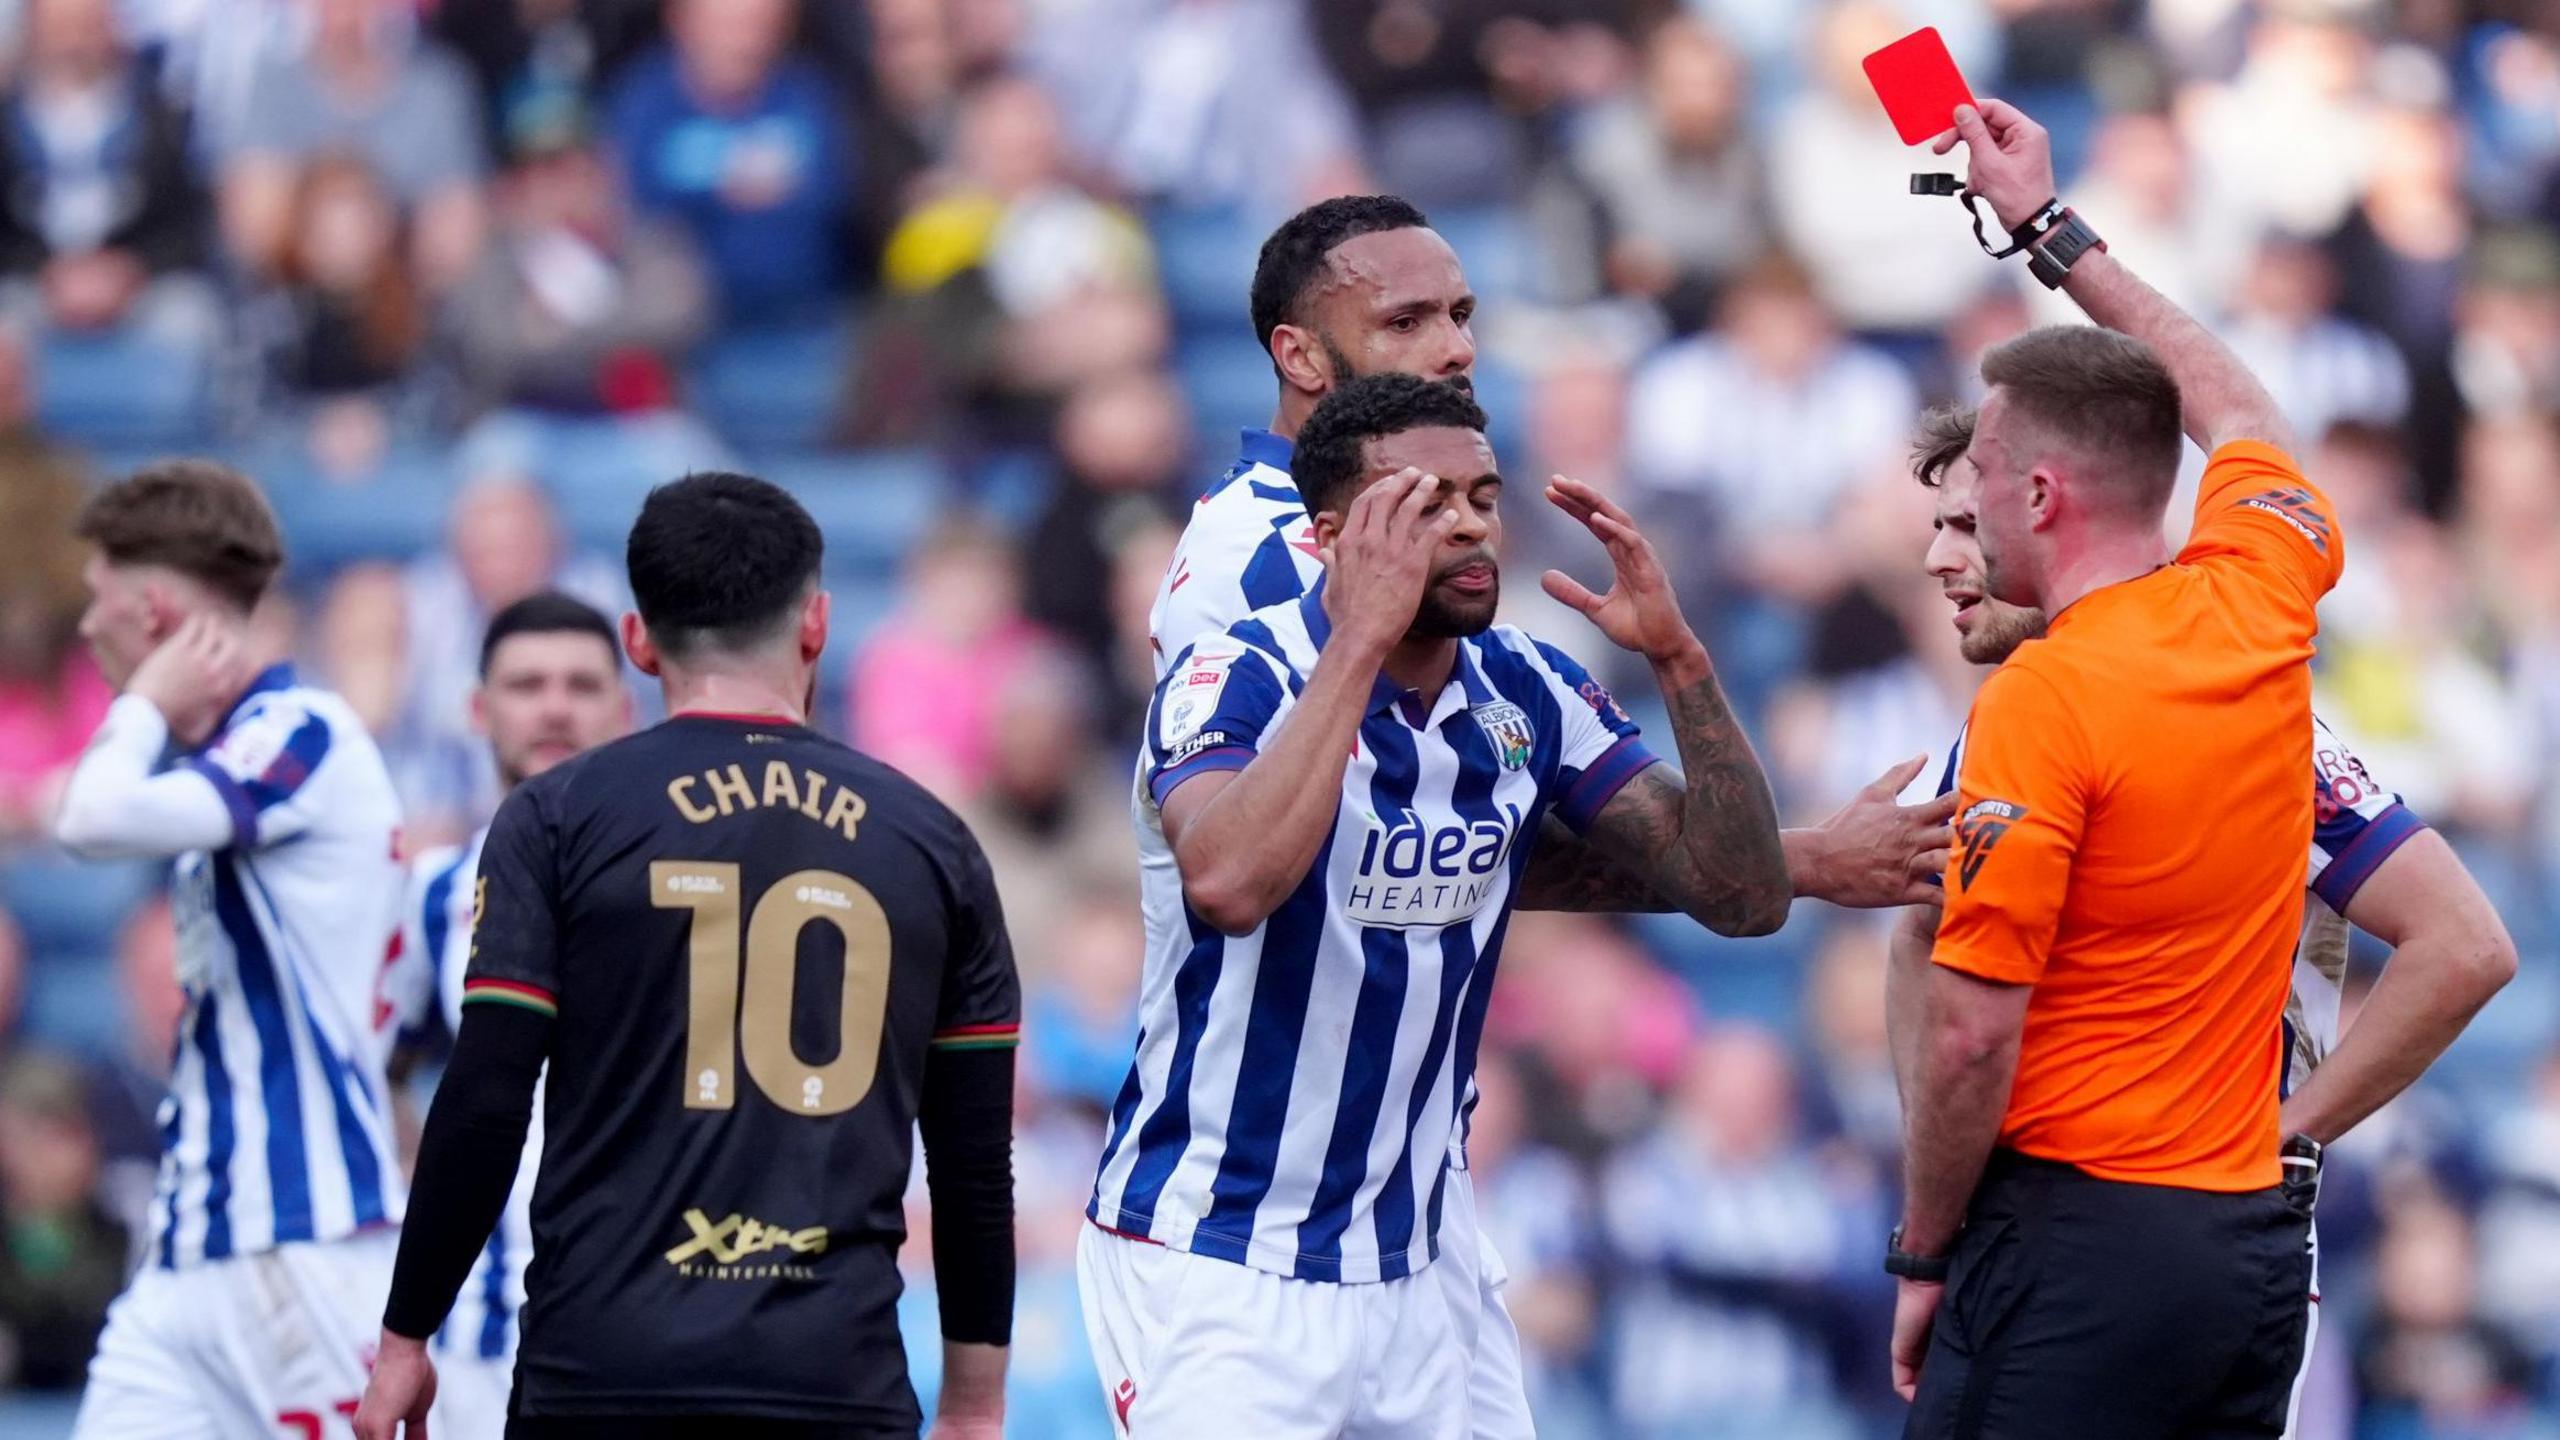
35, 326, 216, 450
1147, 204, 1265, 335
758, 449, 947, 575
686, 318, 855, 454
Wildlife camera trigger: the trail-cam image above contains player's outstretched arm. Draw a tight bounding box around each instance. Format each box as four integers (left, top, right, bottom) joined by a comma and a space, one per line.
1162, 469, 1457, 935
1939, 99, 2291, 455
1521, 755, 1951, 913
1542, 478, 1789, 937
2282, 830, 2515, 1145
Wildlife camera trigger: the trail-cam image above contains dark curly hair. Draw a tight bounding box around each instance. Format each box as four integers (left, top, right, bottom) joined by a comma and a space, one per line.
1911, 404, 1977, 488
626, 471, 823, 660
1293, 373, 1489, 518
1250, 195, 1431, 374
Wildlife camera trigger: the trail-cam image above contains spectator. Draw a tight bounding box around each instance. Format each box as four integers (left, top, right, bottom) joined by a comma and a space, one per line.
1021, 368, 1188, 701
1766, 0, 1992, 337
428, 0, 665, 167
1625, 254, 1917, 719
1019, 891, 1142, 1114
2452, 226, 2560, 422
2184, 3, 2380, 240
1533, 15, 1766, 327
0, 343, 98, 851
221, 0, 489, 290
0, 0, 216, 349
605, 0, 855, 324
848, 519, 1050, 806
250, 154, 435, 472
857, 73, 1160, 446
2327, 101, 2471, 505
961, 645, 1136, 949
2223, 234, 2411, 441
344, 473, 625, 839
2356, 1201, 2545, 1434
2025, 107, 2246, 328
1489, 913, 1697, 1159
449, 126, 712, 418
1023, 0, 1364, 212
1467, 1048, 1604, 1428
1598, 1025, 1879, 1437
0, 1054, 126, 1392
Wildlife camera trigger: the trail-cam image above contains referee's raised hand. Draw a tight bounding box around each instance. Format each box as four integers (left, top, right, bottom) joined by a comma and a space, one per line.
1323, 465, 1462, 654
1932, 97, 2056, 234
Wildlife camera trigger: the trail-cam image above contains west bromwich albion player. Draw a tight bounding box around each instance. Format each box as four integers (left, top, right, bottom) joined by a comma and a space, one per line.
1147, 195, 1950, 1440
357, 473, 1018, 1440
390, 590, 632, 1440
52, 461, 409, 1438
1893, 404, 2514, 1437
1082, 375, 1791, 1437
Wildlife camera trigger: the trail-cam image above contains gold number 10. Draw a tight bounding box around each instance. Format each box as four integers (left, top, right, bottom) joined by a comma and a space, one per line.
650, 862, 893, 1116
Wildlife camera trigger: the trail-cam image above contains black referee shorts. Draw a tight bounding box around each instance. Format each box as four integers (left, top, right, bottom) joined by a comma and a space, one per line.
505, 1418, 914, 1440
1905, 1149, 2314, 1440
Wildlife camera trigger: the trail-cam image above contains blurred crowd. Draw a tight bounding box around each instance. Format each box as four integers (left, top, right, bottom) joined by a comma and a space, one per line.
0, 0, 2556, 1436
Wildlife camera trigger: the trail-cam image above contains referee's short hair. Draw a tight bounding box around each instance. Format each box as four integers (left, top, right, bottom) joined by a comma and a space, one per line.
626, 471, 823, 661
1294, 374, 1489, 518
1251, 196, 1431, 368
479, 590, 619, 678
1980, 326, 2184, 511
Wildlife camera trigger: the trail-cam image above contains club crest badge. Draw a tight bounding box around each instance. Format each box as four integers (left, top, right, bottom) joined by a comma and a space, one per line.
1474, 701, 1535, 771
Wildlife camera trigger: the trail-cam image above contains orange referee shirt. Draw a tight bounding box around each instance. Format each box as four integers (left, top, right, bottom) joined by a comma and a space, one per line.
1935, 441, 2345, 1193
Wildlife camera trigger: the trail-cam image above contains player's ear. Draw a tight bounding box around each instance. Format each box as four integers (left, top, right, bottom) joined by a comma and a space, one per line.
1269, 324, 1331, 399
2026, 467, 2060, 531
1309, 509, 1345, 558
468, 685, 491, 739
620, 611, 661, 677
798, 588, 830, 665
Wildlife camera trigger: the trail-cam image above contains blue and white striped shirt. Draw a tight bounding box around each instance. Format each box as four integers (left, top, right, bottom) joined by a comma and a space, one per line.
1146, 428, 1319, 678
157, 664, 407, 1269
397, 827, 540, 1363
1093, 587, 1659, 1283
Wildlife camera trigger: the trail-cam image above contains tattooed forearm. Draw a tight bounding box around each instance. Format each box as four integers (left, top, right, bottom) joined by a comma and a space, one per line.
1516, 814, 1675, 913
1584, 660, 1790, 935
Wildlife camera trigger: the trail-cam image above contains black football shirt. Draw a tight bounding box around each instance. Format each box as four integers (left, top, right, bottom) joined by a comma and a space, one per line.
465, 714, 1019, 1423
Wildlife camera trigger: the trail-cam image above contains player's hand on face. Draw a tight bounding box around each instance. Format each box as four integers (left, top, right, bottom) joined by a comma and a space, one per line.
1324, 466, 1461, 655
124, 614, 253, 748
1541, 477, 1699, 664
1930, 98, 2055, 233
1891, 1275, 1945, 1402
352, 1332, 437, 1440
1803, 755, 1958, 908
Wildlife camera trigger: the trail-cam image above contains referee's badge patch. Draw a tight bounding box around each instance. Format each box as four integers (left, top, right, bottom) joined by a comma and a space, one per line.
1159, 650, 1237, 748
1474, 701, 1535, 771
1955, 797, 2030, 890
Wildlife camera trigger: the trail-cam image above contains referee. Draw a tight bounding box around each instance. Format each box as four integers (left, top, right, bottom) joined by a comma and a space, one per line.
1891, 101, 2350, 1437
355, 474, 1017, 1440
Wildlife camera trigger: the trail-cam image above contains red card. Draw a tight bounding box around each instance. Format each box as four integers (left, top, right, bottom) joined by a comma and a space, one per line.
1863, 27, 1975, 146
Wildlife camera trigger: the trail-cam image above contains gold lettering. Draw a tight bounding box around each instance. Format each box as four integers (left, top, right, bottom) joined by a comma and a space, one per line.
762, 761, 802, 813
706, 763, 754, 816
823, 786, 867, 842
668, 776, 716, 824
796, 768, 827, 822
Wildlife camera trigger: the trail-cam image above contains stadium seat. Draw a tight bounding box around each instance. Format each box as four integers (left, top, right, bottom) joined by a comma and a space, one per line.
1423, 203, 1533, 303
1176, 331, 1276, 453
758, 449, 949, 573
1147, 204, 1265, 335
35, 325, 217, 450
686, 317, 856, 454
241, 438, 459, 574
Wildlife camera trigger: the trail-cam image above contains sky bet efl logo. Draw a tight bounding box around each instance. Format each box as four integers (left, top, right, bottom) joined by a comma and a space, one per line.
1344, 802, 1525, 928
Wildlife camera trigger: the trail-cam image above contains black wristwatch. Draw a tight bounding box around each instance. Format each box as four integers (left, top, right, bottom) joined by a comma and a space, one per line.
2025, 208, 2106, 289
1885, 1224, 1952, 1283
